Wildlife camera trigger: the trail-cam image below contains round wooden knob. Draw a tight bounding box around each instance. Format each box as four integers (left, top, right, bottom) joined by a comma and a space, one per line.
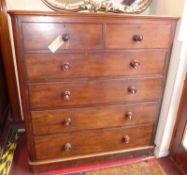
122, 135, 130, 144
62, 63, 71, 72
62, 33, 70, 42
64, 118, 72, 126
128, 86, 137, 94
130, 60, 140, 69
64, 143, 72, 151
64, 91, 71, 101
133, 34, 143, 42
125, 112, 133, 120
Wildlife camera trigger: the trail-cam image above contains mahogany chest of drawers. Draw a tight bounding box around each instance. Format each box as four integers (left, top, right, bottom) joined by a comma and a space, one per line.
10, 11, 177, 172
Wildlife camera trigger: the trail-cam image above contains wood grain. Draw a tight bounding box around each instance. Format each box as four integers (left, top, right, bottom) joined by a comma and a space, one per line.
32, 102, 159, 135
0, 0, 21, 121
9, 11, 178, 172
25, 50, 167, 81
34, 125, 153, 160
22, 23, 103, 51
105, 23, 171, 49
29, 78, 163, 109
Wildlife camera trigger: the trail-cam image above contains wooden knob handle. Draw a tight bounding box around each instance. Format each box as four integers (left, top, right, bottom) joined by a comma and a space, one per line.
62, 33, 70, 42
133, 34, 143, 42
128, 86, 137, 94
64, 91, 71, 101
62, 63, 71, 72
122, 135, 130, 144
130, 60, 140, 69
64, 118, 72, 126
64, 143, 72, 151
125, 112, 133, 120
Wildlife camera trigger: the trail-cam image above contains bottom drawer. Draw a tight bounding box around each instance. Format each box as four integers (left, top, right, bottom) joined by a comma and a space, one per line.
34, 125, 153, 161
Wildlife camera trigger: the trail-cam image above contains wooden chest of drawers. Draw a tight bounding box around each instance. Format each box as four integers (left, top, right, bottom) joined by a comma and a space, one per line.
10, 11, 178, 172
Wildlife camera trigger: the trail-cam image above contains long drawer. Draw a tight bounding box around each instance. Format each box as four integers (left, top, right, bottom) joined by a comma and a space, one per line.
22, 23, 102, 51
29, 78, 163, 109
25, 50, 166, 81
32, 102, 159, 135
105, 23, 171, 49
34, 125, 153, 160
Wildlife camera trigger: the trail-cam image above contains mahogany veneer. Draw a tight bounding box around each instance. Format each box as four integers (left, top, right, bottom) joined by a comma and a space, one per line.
9, 11, 178, 172
29, 78, 163, 109
25, 51, 167, 81
32, 102, 159, 135
34, 125, 153, 161
105, 23, 171, 49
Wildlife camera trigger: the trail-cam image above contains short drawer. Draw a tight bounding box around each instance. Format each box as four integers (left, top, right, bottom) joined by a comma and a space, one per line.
25, 50, 166, 81
105, 23, 171, 49
29, 78, 163, 109
22, 23, 102, 50
34, 125, 153, 160
32, 102, 159, 135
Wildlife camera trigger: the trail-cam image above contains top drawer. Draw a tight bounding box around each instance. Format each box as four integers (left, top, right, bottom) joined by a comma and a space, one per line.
105, 23, 171, 49
22, 23, 103, 51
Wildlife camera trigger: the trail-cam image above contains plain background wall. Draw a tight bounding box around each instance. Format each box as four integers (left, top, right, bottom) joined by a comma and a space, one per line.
6, 0, 51, 11
6, 0, 187, 157
150, 0, 185, 16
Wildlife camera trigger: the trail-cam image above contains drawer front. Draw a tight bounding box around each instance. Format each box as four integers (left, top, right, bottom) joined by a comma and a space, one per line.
25, 50, 166, 81
105, 23, 171, 49
32, 102, 159, 135
34, 126, 153, 160
29, 78, 163, 109
22, 23, 102, 50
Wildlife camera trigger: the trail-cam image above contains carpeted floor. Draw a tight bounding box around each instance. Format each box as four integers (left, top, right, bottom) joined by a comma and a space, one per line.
66, 161, 166, 175
12, 136, 183, 175
0, 128, 18, 175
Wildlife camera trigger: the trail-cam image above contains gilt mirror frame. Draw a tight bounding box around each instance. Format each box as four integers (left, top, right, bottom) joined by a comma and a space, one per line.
42, 0, 152, 14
